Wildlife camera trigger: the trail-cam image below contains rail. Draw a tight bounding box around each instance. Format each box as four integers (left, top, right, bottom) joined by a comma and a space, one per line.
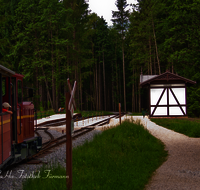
30, 113, 126, 161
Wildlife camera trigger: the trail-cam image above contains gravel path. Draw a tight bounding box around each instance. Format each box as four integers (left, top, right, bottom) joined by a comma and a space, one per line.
131, 116, 200, 190
2, 116, 200, 190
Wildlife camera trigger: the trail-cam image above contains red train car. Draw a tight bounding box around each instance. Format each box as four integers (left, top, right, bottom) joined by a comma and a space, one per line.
0, 114, 11, 165
0, 65, 41, 170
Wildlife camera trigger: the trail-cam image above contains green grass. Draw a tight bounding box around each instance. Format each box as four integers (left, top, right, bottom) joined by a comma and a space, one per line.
75, 110, 113, 118
23, 120, 167, 190
129, 112, 143, 116
23, 164, 66, 190
151, 118, 200, 137
36, 109, 113, 120
36, 110, 56, 119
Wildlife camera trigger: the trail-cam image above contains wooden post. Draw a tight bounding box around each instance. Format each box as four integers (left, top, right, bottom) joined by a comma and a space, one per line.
119, 103, 121, 125
0, 73, 2, 113
66, 92, 72, 190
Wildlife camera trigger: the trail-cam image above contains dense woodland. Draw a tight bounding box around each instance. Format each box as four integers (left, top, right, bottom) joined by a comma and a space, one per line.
0, 0, 200, 117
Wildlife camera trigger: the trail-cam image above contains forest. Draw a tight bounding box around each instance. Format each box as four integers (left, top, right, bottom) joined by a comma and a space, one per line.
0, 0, 200, 117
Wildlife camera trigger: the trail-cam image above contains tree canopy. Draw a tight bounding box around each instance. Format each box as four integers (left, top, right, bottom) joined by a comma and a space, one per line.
0, 0, 200, 117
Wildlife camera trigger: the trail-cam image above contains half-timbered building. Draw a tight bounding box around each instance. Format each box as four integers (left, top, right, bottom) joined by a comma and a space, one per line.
140, 71, 196, 117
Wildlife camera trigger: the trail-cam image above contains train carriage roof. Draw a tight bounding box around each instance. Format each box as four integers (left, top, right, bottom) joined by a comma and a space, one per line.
0, 65, 15, 77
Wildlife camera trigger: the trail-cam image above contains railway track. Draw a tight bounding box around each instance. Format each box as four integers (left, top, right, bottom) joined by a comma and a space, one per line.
32, 126, 95, 159
35, 113, 125, 128
35, 128, 55, 149
31, 112, 126, 162
4, 113, 126, 174
35, 112, 125, 128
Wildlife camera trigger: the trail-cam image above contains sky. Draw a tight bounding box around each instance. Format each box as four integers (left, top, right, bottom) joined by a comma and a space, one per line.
88, 0, 138, 26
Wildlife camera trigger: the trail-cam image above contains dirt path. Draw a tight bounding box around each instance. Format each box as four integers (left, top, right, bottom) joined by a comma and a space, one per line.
132, 117, 200, 190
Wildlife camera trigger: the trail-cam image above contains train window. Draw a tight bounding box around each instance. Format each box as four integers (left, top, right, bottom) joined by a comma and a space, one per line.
18, 80, 22, 103
2, 78, 6, 96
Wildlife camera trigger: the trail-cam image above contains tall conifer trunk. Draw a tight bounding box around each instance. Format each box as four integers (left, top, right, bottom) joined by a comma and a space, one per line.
35, 68, 39, 110
112, 61, 114, 111
35, 31, 53, 109
132, 68, 135, 112
154, 49, 156, 74
135, 76, 138, 112
115, 43, 118, 111
171, 47, 174, 73
96, 61, 98, 110
98, 52, 101, 110
122, 42, 126, 112
39, 82, 43, 103
103, 50, 106, 111
80, 71, 82, 111
152, 18, 161, 74
41, 66, 53, 109
50, 19, 56, 111
138, 80, 141, 113
112, 0, 129, 112
149, 37, 152, 75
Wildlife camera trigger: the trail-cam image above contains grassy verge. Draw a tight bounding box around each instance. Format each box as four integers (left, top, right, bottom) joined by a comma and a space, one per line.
35, 110, 113, 120
36, 110, 56, 119
75, 110, 113, 118
129, 112, 142, 116
23, 120, 167, 190
151, 118, 200, 137
22, 164, 66, 190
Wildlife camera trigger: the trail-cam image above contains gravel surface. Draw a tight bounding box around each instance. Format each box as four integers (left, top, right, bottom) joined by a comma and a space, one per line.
0, 128, 102, 190
133, 116, 200, 190
106, 116, 200, 190
2, 115, 200, 190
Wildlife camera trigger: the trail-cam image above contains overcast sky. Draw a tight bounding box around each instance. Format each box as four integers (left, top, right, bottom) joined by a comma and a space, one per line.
88, 0, 138, 26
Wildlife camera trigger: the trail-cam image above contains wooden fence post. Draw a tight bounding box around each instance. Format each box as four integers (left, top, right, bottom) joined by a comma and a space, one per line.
119, 103, 121, 125
66, 92, 72, 190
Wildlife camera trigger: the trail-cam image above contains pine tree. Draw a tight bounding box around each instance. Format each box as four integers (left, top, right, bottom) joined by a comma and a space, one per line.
112, 0, 130, 112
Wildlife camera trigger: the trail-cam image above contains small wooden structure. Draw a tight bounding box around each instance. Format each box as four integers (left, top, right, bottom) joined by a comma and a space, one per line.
140, 71, 196, 117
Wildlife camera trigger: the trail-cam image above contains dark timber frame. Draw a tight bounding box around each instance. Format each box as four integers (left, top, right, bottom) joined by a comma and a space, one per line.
140, 71, 196, 118
150, 86, 186, 117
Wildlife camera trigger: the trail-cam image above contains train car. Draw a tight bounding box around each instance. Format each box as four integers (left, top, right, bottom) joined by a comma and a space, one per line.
0, 65, 42, 171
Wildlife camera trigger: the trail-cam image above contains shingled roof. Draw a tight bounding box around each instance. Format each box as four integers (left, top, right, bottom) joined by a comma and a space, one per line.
140, 71, 196, 87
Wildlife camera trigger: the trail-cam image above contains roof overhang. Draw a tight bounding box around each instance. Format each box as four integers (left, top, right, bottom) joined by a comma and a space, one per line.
0, 65, 15, 77
140, 71, 196, 87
